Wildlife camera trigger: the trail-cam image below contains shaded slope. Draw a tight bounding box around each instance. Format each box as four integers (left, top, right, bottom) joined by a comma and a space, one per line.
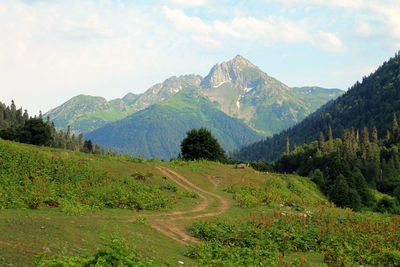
233, 53, 400, 162
86, 90, 262, 160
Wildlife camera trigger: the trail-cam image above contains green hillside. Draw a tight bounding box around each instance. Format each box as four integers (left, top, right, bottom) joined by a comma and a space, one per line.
85, 89, 263, 160
1, 139, 400, 266
44, 75, 202, 134
44, 94, 134, 134
233, 53, 400, 162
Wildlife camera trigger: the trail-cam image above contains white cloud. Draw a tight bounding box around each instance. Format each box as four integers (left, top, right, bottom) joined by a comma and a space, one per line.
167, 0, 206, 7
163, 6, 211, 34
163, 7, 345, 52
266, 0, 400, 49
0, 1, 212, 114
315, 31, 346, 52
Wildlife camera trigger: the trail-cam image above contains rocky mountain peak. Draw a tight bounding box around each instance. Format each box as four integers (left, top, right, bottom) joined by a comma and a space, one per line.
229, 54, 256, 69
201, 55, 262, 89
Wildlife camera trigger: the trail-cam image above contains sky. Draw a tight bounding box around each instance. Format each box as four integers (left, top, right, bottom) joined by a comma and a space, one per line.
1, 0, 399, 115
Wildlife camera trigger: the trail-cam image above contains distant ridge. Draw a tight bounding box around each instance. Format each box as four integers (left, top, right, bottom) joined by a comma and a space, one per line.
45, 55, 342, 136
45, 55, 343, 159
85, 90, 262, 160
233, 53, 400, 162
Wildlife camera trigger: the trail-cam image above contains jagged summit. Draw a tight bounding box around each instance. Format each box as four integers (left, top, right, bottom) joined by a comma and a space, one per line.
201, 55, 260, 89
45, 55, 342, 138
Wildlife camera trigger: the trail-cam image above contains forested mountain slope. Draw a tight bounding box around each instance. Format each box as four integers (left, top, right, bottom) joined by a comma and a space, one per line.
86, 89, 262, 160
233, 53, 400, 162
44, 75, 202, 134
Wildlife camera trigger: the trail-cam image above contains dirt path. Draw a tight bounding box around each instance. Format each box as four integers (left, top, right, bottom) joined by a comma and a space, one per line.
143, 166, 229, 245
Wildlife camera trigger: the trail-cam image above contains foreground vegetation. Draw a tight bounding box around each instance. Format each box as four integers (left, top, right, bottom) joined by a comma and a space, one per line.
1, 139, 400, 266
0, 139, 180, 212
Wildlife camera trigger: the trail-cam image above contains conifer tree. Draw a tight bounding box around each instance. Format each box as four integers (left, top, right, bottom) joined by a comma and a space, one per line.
78, 133, 84, 148
10, 100, 16, 120
371, 126, 378, 143
360, 127, 370, 160
392, 114, 399, 143
386, 130, 392, 143
286, 136, 290, 155
328, 125, 334, 151
318, 132, 325, 151
94, 144, 101, 154
23, 110, 29, 120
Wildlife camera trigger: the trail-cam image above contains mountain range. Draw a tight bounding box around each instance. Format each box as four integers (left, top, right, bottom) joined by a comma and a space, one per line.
45, 55, 343, 159
86, 90, 262, 160
233, 52, 400, 162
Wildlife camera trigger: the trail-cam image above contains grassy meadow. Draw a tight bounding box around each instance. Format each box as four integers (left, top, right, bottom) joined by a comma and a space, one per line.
0, 139, 399, 266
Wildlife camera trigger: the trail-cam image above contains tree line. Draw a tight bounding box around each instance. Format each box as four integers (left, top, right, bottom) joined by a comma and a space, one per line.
0, 100, 115, 155
268, 114, 400, 213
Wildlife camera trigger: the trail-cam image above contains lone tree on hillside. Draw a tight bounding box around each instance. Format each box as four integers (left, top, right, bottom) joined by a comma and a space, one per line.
180, 128, 226, 162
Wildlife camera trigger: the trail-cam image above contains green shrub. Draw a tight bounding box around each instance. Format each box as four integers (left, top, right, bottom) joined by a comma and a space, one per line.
186, 211, 400, 266
35, 234, 154, 266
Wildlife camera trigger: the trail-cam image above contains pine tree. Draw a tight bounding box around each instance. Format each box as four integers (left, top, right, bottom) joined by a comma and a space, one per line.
371, 126, 378, 143
318, 132, 325, 151
392, 114, 400, 143
386, 130, 392, 143
78, 133, 84, 148
356, 129, 360, 143
360, 127, 370, 160
342, 129, 357, 161
286, 136, 290, 155
328, 125, 334, 151
23, 110, 29, 120
94, 144, 101, 154
10, 100, 17, 125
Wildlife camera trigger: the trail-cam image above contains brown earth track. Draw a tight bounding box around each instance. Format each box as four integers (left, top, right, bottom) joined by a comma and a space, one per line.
145, 166, 229, 245
207, 175, 219, 187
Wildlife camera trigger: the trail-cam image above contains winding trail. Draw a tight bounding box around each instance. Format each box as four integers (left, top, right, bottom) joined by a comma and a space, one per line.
143, 166, 229, 245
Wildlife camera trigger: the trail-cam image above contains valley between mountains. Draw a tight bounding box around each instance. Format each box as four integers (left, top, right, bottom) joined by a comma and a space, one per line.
2, 53, 400, 266
45, 55, 342, 160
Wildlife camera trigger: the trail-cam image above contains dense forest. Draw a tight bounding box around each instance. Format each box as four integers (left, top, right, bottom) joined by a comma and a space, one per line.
233, 52, 400, 162
86, 89, 262, 160
0, 100, 112, 155
266, 116, 400, 213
